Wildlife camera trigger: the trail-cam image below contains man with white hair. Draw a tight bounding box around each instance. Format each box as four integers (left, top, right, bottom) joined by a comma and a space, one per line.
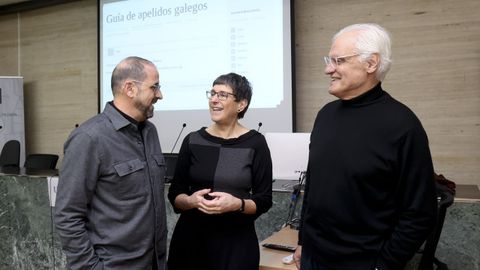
294, 23, 438, 270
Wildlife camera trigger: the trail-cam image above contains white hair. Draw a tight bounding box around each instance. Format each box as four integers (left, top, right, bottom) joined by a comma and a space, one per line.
333, 23, 392, 81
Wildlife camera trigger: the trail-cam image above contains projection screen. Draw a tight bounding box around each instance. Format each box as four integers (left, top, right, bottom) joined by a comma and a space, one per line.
99, 0, 294, 153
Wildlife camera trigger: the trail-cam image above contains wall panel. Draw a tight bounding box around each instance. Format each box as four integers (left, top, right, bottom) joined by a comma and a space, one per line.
19, 0, 97, 162
294, 0, 480, 185
0, 0, 478, 185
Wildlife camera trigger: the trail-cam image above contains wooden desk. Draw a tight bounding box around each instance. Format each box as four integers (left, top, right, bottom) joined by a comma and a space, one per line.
258, 184, 480, 270
259, 226, 298, 270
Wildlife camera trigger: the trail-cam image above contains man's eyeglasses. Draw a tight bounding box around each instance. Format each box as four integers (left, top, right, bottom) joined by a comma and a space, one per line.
323, 53, 360, 68
131, 80, 161, 92
206, 90, 236, 101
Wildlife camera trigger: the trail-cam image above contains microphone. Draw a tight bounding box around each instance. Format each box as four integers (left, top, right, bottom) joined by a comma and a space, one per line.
171, 123, 186, 153
257, 122, 262, 132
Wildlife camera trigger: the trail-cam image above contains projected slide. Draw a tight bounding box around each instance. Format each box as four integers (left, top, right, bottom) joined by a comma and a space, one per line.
101, 0, 284, 110
99, 0, 293, 152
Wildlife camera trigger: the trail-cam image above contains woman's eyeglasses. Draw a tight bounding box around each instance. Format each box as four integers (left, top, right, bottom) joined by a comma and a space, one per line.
206, 90, 236, 101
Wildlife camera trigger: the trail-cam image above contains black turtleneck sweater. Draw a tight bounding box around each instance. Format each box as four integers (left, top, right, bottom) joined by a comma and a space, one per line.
298, 84, 438, 270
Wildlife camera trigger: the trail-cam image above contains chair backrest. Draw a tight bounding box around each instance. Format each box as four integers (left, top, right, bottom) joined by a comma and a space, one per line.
24, 154, 59, 170
0, 140, 21, 167
418, 183, 454, 270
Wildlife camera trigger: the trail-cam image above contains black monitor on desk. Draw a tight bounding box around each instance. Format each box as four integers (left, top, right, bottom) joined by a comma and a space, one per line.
163, 153, 178, 183
265, 132, 310, 186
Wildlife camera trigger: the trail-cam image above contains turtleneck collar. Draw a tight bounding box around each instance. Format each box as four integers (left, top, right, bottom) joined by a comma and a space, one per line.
340, 83, 385, 107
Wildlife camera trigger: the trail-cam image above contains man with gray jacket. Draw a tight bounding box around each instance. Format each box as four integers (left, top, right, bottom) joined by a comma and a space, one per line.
55, 56, 167, 270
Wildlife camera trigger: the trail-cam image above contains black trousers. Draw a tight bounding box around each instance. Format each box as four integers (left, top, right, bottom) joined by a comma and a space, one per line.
300, 249, 332, 270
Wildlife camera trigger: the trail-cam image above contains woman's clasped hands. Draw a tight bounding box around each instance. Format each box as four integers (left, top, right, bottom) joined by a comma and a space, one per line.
189, 189, 241, 214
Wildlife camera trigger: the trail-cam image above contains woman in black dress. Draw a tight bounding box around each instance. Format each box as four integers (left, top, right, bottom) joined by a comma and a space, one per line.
167, 73, 273, 270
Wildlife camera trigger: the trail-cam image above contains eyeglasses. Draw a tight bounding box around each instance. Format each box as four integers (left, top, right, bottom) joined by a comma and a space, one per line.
206, 90, 236, 101
131, 80, 161, 92
323, 53, 360, 68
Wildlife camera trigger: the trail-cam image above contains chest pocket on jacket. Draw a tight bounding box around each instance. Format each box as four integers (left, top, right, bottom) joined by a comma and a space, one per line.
114, 158, 145, 177
152, 154, 166, 167
151, 154, 167, 183
112, 158, 147, 199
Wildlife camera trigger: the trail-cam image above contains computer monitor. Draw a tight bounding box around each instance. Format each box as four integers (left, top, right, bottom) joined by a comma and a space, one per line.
265, 132, 310, 181
163, 153, 178, 183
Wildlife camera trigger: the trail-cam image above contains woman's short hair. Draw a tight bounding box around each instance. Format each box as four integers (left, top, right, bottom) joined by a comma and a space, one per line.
213, 73, 252, 119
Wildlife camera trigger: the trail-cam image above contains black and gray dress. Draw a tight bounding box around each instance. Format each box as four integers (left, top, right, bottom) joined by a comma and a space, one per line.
167, 127, 273, 270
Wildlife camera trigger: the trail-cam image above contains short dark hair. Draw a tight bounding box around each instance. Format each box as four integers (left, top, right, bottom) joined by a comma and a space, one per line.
111, 56, 154, 96
212, 73, 252, 119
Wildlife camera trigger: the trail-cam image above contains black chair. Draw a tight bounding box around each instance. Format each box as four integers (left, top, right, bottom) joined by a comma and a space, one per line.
24, 154, 59, 170
0, 140, 21, 167
418, 183, 454, 270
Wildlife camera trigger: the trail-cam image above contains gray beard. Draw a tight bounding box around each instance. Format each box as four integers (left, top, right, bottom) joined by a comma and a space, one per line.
134, 100, 154, 119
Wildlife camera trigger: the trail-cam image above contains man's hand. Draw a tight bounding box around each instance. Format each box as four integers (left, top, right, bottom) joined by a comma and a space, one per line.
294, 245, 302, 269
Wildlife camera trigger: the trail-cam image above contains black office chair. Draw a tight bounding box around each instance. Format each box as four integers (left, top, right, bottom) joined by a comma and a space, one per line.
418, 183, 454, 270
0, 140, 21, 167
24, 154, 59, 170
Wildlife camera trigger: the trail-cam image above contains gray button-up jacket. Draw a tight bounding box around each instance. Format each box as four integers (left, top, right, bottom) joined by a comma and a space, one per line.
54, 103, 167, 270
